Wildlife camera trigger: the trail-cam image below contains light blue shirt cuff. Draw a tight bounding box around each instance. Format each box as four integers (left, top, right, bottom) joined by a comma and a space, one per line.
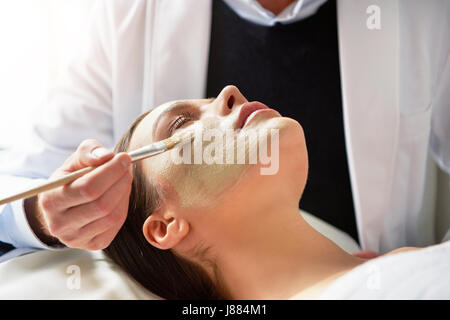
0, 199, 59, 250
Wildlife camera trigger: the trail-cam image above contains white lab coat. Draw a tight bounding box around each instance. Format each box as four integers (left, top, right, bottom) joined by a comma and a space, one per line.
0, 0, 449, 253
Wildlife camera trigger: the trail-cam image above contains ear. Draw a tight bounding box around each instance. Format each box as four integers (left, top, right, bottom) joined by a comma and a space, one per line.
142, 208, 190, 250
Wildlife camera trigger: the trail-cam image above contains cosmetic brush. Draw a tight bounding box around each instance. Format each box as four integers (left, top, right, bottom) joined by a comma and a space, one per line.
0, 131, 193, 206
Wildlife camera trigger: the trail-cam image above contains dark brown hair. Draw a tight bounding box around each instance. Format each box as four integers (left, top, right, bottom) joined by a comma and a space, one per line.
103, 110, 225, 300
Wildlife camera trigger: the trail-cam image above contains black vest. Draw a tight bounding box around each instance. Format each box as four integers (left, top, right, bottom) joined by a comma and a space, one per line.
206, 0, 358, 243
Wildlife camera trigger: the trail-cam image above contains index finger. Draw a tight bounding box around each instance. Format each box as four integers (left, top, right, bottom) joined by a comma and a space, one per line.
52, 152, 132, 209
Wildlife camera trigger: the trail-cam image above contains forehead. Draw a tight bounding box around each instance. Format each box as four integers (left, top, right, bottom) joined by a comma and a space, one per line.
129, 98, 209, 150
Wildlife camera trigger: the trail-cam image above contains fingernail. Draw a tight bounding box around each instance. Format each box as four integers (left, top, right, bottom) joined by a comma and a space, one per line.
121, 157, 130, 169
92, 148, 112, 159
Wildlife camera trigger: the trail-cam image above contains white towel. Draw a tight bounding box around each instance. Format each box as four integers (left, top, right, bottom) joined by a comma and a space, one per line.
319, 241, 450, 299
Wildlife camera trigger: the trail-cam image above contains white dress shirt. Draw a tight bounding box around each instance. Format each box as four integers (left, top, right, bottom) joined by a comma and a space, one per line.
223, 0, 327, 26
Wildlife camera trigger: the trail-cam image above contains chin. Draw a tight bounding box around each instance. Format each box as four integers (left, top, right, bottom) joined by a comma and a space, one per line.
239, 115, 308, 211
275, 117, 308, 190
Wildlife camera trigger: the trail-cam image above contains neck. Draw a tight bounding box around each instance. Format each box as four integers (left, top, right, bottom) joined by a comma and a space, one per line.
215, 204, 364, 299
257, 0, 296, 15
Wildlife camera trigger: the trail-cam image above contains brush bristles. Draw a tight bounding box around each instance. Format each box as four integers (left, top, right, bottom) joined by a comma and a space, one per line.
163, 131, 193, 149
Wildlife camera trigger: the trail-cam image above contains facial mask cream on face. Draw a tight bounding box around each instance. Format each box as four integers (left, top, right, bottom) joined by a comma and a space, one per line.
148, 122, 251, 209
141, 110, 291, 210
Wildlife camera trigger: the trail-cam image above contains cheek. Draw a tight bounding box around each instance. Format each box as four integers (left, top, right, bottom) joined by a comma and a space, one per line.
144, 132, 252, 210
166, 160, 250, 210
143, 154, 197, 209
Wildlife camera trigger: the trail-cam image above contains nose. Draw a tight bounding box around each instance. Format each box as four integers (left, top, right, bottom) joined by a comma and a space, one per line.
214, 85, 247, 116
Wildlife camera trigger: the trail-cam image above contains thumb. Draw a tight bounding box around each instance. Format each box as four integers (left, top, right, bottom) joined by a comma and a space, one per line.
63, 139, 115, 172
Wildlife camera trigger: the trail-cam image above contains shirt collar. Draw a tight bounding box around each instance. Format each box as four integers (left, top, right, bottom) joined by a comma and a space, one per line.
222, 0, 328, 26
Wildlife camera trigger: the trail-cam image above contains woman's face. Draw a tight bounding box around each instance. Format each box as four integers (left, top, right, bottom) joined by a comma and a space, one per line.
129, 85, 308, 232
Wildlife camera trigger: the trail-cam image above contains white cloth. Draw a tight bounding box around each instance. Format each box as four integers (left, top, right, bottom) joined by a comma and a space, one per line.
0, 234, 448, 299
319, 241, 450, 299
0, 248, 160, 299
223, 0, 327, 26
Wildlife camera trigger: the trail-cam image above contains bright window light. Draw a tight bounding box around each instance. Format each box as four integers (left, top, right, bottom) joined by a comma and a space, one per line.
0, 0, 94, 149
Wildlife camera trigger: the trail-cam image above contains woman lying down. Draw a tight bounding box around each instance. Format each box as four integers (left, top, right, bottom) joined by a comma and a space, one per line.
104, 85, 450, 300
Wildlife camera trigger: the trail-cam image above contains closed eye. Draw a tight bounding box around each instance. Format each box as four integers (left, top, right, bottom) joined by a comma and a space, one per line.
168, 111, 195, 135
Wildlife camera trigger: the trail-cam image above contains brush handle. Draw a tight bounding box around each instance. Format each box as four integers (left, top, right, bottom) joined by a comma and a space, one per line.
0, 134, 187, 206
0, 145, 168, 206
0, 166, 95, 206
0, 154, 143, 206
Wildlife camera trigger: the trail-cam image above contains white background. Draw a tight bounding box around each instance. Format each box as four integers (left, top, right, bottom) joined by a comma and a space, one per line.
0, 0, 95, 149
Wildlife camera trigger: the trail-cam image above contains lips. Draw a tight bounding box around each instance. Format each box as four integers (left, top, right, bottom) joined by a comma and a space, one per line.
236, 101, 272, 129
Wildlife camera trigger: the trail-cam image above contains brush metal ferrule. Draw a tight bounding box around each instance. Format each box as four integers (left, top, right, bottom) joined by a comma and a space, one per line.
128, 141, 167, 162
164, 132, 193, 150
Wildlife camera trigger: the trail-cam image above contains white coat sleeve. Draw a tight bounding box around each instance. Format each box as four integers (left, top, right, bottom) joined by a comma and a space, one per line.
429, 2, 450, 175
0, 0, 114, 250
430, 55, 450, 175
